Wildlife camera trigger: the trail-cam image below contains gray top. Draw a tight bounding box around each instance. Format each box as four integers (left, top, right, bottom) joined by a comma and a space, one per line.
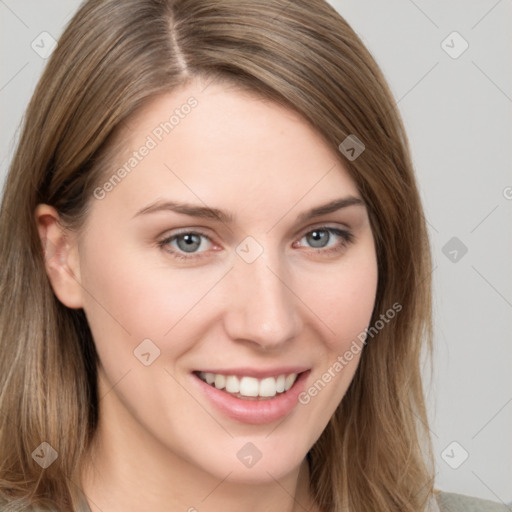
437, 491, 511, 512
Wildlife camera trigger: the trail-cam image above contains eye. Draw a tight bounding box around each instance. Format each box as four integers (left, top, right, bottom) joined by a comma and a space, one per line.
295, 226, 355, 255
158, 230, 213, 261
158, 225, 355, 262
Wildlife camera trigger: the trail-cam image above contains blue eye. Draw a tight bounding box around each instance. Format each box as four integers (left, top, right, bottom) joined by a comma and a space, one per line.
299, 227, 354, 251
158, 231, 213, 260
171, 232, 205, 253
158, 226, 354, 262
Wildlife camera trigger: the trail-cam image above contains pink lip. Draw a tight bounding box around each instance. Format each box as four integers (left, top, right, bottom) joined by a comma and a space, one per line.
193, 366, 309, 379
191, 370, 311, 425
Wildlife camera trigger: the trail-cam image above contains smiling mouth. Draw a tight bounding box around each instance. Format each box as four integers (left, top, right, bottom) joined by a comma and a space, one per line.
193, 370, 304, 400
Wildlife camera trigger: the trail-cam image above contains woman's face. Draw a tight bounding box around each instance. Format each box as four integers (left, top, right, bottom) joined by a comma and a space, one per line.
64, 78, 378, 483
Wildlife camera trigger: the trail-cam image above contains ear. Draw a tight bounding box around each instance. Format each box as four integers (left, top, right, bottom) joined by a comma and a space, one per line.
35, 204, 84, 309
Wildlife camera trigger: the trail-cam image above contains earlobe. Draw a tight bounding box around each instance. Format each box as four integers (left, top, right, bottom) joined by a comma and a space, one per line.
35, 204, 84, 309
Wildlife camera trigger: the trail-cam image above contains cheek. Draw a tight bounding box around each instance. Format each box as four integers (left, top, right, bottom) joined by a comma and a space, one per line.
299, 249, 378, 351
293, 254, 377, 446
294, 240, 378, 396
79, 234, 225, 363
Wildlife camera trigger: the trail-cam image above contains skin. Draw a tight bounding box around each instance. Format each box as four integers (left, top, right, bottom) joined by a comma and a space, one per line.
36, 77, 378, 512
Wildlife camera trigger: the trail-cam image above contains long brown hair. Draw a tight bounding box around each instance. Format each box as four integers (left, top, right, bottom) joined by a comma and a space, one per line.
0, 0, 434, 510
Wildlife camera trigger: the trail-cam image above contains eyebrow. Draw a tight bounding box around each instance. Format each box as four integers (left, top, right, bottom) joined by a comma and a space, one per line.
132, 196, 365, 224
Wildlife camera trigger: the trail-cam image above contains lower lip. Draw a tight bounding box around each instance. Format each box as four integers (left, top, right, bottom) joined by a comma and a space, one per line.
192, 371, 310, 425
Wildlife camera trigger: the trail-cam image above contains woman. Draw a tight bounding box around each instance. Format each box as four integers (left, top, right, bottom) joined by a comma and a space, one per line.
0, 0, 507, 510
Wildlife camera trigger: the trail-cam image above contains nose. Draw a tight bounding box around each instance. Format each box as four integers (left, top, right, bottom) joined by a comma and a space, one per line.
222, 246, 302, 350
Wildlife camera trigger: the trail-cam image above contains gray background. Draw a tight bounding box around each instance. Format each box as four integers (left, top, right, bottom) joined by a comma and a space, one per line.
1, 0, 511, 504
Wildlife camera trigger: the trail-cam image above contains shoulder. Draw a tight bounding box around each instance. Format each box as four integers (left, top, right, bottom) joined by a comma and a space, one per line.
436, 490, 511, 512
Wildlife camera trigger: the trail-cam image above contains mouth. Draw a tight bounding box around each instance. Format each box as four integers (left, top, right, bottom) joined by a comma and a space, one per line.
191, 368, 311, 424
192, 370, 304, 401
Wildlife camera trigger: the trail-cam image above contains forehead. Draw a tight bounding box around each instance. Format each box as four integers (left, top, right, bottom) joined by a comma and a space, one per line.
88, 79, 361, 225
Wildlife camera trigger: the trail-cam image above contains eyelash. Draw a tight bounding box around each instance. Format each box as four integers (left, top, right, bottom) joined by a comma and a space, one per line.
157, 226, 355, 262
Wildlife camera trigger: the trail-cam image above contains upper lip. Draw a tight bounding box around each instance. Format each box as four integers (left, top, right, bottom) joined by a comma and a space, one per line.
193, 366, 310, 379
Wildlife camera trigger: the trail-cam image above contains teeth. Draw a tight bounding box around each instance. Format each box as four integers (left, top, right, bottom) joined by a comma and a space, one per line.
214, 374, 225, 390
198, 371, 299, 398
225, 375, 240, 393
276, 375, 285, 393
284, 374, 296, 391
239, 376, 259, 397
259, 377, 277, 397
